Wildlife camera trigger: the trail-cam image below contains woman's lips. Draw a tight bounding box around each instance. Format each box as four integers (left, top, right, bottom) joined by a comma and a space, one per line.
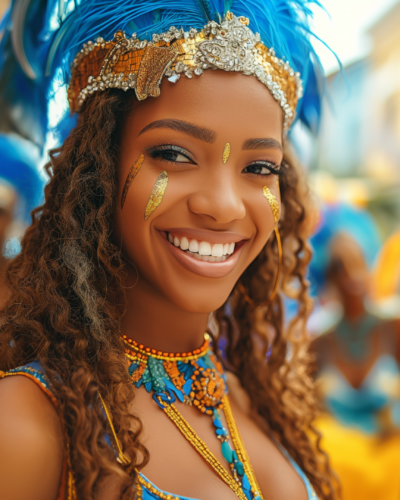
158, 230, 245, 278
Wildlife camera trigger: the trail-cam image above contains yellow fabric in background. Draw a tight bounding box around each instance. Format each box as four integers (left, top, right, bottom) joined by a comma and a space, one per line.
316, 415, 400, 500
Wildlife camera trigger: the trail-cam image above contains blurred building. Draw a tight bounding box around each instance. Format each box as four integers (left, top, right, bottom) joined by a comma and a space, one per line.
366, 2, 400, 183
312, 1, 400, 238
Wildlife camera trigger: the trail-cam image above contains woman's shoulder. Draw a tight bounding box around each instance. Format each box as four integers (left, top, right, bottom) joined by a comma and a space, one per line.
0, 363, 65, 500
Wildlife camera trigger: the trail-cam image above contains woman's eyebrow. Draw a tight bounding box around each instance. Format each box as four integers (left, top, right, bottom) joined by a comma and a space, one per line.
138, 119, 217, 143
242, 138, 282, 151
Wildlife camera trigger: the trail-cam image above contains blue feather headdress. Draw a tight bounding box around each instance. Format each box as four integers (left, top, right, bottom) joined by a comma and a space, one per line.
0, 0, 325, 149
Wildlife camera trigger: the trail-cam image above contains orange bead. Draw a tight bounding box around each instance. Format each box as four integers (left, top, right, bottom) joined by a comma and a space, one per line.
181, 353, 187, 357
151, 349, 156, 354
157, 351, 162, 356
193, 400, 200, 406
169, 353, 174, 358
145, 347, 150, 352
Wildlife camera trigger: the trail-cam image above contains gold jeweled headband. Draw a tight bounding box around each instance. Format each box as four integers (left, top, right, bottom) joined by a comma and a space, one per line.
68, 12, 303, 132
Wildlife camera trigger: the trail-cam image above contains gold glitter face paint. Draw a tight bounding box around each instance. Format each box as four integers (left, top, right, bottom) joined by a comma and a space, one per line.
121, 154, 144, 209
263, 186, 280, 225
144, 171, 169, 221
222, 143, 231, 164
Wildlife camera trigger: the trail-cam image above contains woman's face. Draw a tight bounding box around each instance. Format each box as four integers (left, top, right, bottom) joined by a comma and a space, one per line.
114, 70, 283, 313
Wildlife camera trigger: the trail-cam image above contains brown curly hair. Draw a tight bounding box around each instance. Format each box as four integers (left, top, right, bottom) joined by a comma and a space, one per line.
0, 89, 336, 499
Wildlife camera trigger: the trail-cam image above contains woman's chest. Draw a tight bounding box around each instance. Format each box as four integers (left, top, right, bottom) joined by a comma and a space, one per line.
131, 389, 309, 500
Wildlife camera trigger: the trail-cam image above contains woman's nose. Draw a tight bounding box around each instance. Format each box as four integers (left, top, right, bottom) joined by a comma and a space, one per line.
187, 170, 246, 224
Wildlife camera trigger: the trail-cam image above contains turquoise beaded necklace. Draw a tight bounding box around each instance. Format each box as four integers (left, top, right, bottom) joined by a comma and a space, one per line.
122, 334, 261, 500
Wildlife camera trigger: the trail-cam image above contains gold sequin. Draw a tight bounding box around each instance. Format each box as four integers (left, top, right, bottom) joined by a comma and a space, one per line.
136, 45, 177, 101
144, 171, 168, 221
222, 143, 231, 164
120, 154, 144, 209
263, 186, 280, 225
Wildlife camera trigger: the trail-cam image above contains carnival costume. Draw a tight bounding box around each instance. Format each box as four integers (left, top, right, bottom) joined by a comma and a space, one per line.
0, 0, 324, 499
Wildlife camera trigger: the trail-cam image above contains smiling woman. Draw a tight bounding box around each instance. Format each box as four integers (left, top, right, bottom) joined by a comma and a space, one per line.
0, 2, 335, 500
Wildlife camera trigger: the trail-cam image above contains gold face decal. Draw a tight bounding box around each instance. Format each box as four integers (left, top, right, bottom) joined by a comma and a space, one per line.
263, 186, 280, 225
121, 154, 144, 209
144, 171, 169, 221
222, 143, 231, 164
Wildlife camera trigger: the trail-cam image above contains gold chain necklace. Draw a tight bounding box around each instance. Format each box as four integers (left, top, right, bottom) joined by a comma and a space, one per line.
158, 395, 264, 500
157, 396, 249, 500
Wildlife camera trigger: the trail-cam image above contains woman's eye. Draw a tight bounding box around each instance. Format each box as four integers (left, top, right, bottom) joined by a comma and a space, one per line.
147, 145, 194, 164
160, 151, 191, 163
242, 162, 280, 176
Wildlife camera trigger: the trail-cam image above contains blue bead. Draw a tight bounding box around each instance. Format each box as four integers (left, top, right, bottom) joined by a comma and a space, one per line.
221, 441, 233, 463
243, 489, 252, 500
235, 461, 244, 476
183, 378, 193, 395
213, 418, 223, 429
128, 363, 138, 376
216, 428, 228, 436
232, 450, 239, 462
242, 474, 251, 491
254, 496, 262, 500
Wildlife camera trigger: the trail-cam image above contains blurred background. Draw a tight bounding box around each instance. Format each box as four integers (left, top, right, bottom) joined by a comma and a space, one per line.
0, 0, 400, 498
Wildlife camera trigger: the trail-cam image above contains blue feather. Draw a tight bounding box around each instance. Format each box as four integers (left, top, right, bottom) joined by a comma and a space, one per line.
0, 0, 331, 149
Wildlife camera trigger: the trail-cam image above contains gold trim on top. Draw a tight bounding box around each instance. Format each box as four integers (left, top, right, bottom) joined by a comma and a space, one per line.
98, 392, 131, 466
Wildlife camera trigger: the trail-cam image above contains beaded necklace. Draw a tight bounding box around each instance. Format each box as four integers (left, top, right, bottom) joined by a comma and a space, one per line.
121, 333, 263, 500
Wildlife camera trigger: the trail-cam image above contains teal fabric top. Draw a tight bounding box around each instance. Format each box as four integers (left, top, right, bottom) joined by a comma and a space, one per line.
320, 354, 400, 434
3, 361, 318, 500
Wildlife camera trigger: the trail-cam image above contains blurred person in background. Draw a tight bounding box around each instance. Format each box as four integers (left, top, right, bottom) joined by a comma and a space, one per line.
309, 203, 400, 500
0, 133, 44, 309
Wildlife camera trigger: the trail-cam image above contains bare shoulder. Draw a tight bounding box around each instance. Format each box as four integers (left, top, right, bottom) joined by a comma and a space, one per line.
0, 374, 65, 500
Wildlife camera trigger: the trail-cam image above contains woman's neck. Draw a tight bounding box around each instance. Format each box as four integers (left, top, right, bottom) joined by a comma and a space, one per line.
121, 268, 209, 353
342, 293, 366, 321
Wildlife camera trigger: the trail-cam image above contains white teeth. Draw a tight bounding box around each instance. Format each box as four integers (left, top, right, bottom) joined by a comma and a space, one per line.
211, 243, 223, 257
189, 239, 199, 253
167, 232, 236, 261
199, 241, 212, 256
180, 236, 189, 251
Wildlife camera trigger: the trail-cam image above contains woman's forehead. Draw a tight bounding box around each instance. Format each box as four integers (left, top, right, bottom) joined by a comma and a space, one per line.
127, 70, 284, 141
